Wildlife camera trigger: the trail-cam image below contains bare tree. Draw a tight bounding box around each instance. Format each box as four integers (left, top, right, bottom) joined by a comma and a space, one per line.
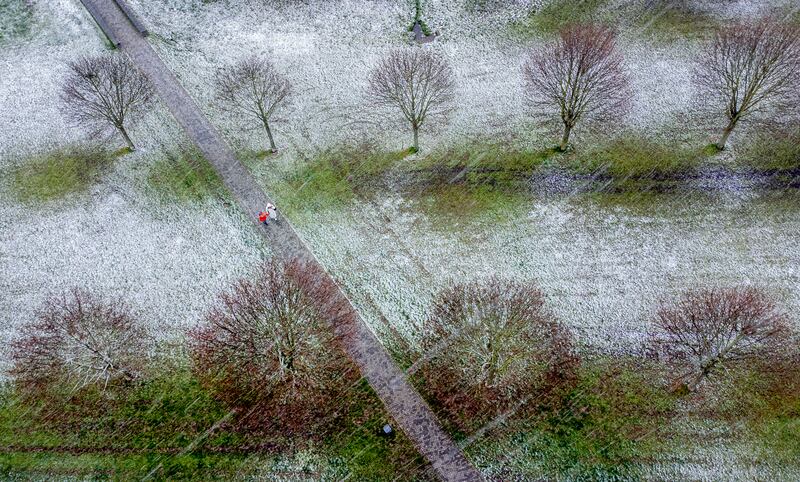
648, 287, 792, 393
523, 24, 631, 151
189, 258, 359, 434
215, 56, 291, 153
693, 19, 800, 150
368, 48, 455, 152
10, 289, 149, 395
61, 55, 153, 151
417, 278, 577, 430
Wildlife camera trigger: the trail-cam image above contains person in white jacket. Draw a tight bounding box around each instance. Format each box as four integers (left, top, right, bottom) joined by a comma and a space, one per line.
266, 203, 278, 223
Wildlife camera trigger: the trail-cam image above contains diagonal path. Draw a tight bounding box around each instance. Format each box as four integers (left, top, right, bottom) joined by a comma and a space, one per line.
79, 1, 481, 480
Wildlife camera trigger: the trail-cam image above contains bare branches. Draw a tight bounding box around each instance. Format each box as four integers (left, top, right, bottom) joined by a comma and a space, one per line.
693, 18, 800, 149
648, 287, 793, 392
215, 56, 291, 153
10, 289, 150, 395
417, 278, 577, 431
189, 258, 359, 435
523, 23, 631, 151
61, 55, 153, 151
367, 48, 455, 152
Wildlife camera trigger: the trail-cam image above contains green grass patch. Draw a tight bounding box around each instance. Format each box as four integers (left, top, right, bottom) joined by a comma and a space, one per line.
0, 452, 260, 480
0, 368, 238, 452
274, 144, 410, 212
753, 414, 800, 466
273, 136, 716, 223
272, 135, 743, 224
325, 380, 429, 481
238, 147, 273, 163
269, 141, 546, 225
712, 366, 800, 466
412, 181, 531, 228
0, 0, 34, 44
0, 362, 426, 480
577, 189, 707, 213
147, 148, 225, 202
701, 142, 722, 156
9, 146, 113, 203
406, 143, 553, 225
508, 0, 717, 40
567, 135, 705, 192
570, 136, 701, 178
0, 369, 254, 479
413, 142, 555, 173
631, 1, 718, 39
509, 0, 609, 37
469, 357, 677, 479
532, 360, 676, 478
737, 131, 800, 172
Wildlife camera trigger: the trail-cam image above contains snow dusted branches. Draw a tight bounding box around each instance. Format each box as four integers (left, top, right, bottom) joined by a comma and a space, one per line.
10, 289, 150, 395
61, 54, 154, 151
189, 258, 359, 434
417, 278, 577, 431
523, 24, 631, 151
367, 48, 455, 152
215, 56, 292, 153
648, 287, 793, 393
693, 18, 800, 150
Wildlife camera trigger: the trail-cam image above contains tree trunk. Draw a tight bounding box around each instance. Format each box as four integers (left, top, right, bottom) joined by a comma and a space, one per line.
559, 124, 572, 152
264, 121, 277, 153
412, 125, 420, 152
118, 125, 135, 151
716, 120, 737, 150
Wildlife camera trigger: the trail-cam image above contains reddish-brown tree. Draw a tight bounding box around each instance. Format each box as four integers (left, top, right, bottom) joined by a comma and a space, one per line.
523, 24, 631, 151
367, 48, 455, 152
215, 56, 291, 153
189, 258, 360, 435
416, 278, 577, 431
10, 289, 149, 395
649, 287, 792, 392
61, 55, 153, 151
693, 19, 800, 150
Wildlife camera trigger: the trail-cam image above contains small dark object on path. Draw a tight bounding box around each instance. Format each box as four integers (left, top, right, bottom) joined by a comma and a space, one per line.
378, 423, 395, 439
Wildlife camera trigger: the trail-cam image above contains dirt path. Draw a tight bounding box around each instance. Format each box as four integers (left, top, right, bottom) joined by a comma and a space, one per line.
77, 1, 480, 480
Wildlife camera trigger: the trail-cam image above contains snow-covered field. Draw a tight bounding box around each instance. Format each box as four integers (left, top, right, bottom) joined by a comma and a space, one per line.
2, 0, 796, 384
116, 0, 800, 348
285, 192, 800, 352
0, 1, 267, 371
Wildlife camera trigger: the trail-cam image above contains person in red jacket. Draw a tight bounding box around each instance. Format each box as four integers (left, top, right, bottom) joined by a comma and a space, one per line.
258, 210, 269, 225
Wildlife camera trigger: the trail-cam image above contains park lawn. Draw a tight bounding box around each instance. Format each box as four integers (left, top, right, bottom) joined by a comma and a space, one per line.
9, 146, 114, 204
0, 366, 428, 480
147, 147, 226, 202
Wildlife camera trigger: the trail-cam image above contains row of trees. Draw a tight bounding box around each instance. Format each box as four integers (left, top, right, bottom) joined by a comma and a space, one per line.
61, 17, 800, 155
9, 260, 360, 435
413, 281, 796, 431
10, 260, 797, 436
